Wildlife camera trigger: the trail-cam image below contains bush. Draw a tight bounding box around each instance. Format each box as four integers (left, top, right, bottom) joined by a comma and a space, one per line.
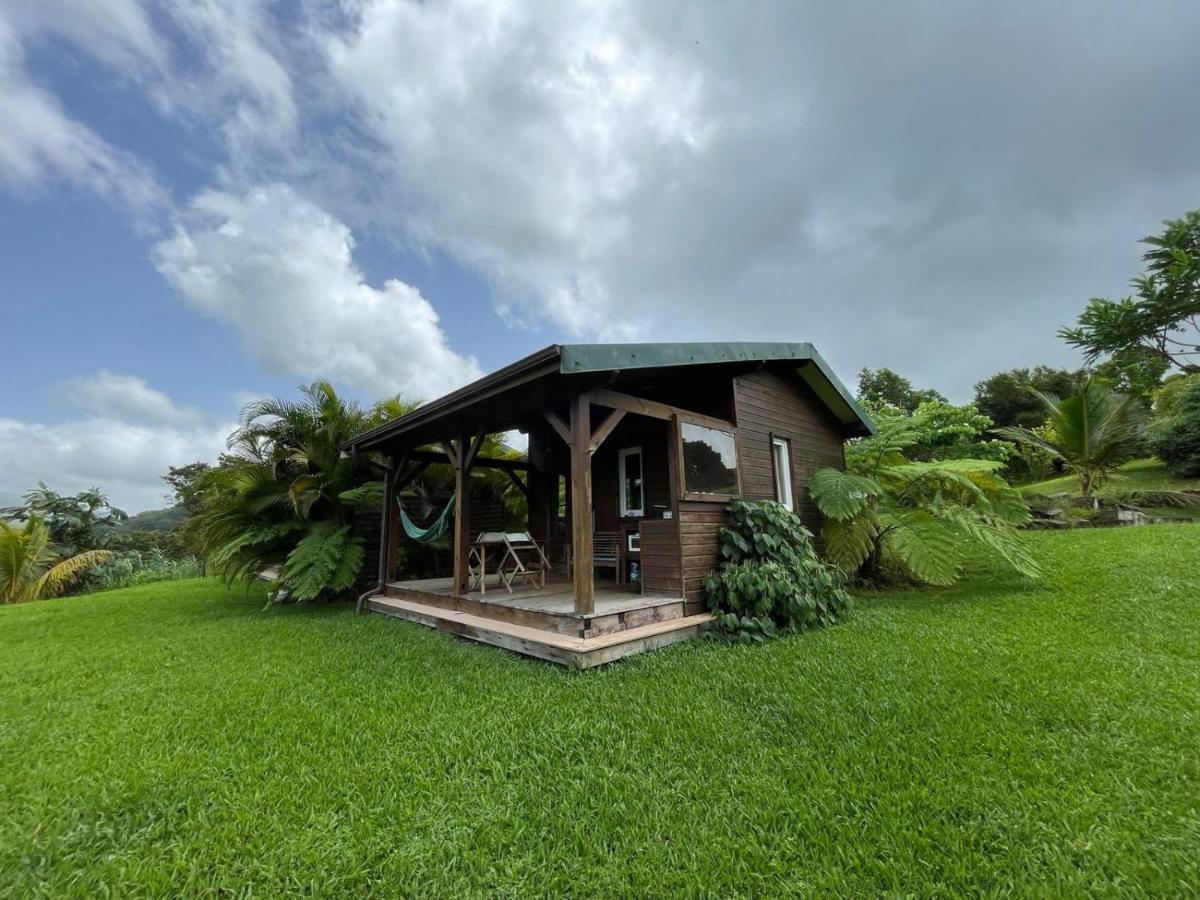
703, 499, 850, 641
1149, 376, 1200, 477
74, 549, 205, 594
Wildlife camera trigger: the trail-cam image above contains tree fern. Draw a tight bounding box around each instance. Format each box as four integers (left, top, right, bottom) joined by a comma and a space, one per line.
281, 523, 364, 601
808, 469, 882, 520
808, 407, 1039, 586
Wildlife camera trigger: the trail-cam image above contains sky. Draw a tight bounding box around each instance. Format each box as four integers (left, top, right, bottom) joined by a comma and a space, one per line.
3, 1, 1200, 512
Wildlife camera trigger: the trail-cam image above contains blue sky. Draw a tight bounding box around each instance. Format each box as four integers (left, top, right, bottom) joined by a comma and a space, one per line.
3, 1, 1200, 510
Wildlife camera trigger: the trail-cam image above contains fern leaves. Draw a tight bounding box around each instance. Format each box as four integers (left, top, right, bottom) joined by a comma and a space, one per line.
809, 468, 883, 520
810, 444, 1038, 586
280, 524, 364, 601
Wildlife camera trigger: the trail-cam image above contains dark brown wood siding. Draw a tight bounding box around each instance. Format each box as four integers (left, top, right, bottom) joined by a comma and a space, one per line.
677, 500, 725, 603
732, 368, 846, 532
639, 519, 681, 594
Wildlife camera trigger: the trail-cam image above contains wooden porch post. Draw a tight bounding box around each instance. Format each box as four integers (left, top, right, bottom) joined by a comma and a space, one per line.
377, 460, 395, 589
385, 469, 400, 584
450, 438, 471, 596
570, 393, 594, 614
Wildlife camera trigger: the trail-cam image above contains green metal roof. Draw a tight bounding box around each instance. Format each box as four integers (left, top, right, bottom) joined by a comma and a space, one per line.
347, 341, 873, 451
559, 342, 875, 435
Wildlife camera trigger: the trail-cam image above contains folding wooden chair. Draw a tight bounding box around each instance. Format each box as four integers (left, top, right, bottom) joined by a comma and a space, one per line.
469, 532, 508, 594
496, 532, 551, 593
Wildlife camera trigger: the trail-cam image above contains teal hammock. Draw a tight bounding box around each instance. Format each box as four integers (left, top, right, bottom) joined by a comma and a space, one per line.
398, 494, 455, 543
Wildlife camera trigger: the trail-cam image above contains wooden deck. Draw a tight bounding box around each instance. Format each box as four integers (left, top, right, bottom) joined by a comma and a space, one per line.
369, 575, 711, 667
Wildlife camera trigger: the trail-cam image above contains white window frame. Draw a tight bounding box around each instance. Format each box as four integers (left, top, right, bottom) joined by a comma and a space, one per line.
618, 446, 644, 517
772, 436, 794, 511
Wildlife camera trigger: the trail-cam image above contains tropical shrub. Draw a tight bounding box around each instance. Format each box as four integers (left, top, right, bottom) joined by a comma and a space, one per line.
187, 381, 415, 602
703, 499, 850, 641
1, 515, 113, 603
75, 549, 205, 594
1012, 423, 1059, 483
1148, 375, 1200, 477
994, 378, 1146, 495
809, 414, 1038, 587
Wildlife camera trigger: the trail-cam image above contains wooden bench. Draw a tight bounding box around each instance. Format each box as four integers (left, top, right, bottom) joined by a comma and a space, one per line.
592, 531, 624, 584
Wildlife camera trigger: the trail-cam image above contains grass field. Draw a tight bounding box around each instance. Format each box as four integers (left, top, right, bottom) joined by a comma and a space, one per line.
1021, 457, 1200, 497
3, 527, 1199, 896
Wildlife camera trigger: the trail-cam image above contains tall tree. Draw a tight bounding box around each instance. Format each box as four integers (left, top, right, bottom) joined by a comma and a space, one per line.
973, 366, 1088, 428
856, 367, 946, 414
162, 462, 212, 514
1061, 210, 1200, 375
0, 485, 127, 553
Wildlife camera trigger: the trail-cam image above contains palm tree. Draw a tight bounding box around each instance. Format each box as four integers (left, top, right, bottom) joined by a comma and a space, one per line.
188, 381, 421, 601
994, 378, 1145, 496
0, 515, 113, 603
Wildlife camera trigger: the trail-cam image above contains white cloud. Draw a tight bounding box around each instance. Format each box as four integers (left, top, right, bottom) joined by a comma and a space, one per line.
0, 373, 231, 513
0, 0, 296, 209
324, 0, 707, 339
154, 183, 483, 400
317, 0, 1200, 398
0, 15, 164, 212
58, 372, 207, 427
0, 417, 228, 514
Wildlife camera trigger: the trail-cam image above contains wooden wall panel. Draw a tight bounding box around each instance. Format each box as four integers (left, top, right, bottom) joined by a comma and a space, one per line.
732, 368, 846, 533
677, 500, 725, 602
639, 519, 681, 594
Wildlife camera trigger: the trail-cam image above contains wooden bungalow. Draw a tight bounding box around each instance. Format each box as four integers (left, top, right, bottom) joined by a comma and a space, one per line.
346, 342, 874, 667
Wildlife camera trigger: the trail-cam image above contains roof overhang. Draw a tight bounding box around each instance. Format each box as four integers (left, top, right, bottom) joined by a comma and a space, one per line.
345, 341, 875, 454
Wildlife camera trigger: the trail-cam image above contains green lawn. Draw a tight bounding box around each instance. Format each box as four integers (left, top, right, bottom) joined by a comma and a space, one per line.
3, 528, 1199, 896
1021, 457, 1200, 497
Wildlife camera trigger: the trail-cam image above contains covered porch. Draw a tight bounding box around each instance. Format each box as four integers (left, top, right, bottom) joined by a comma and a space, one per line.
347, 346, 752, 663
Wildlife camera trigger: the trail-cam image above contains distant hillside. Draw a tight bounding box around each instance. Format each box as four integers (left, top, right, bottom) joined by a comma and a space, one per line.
120, 506, 189, 532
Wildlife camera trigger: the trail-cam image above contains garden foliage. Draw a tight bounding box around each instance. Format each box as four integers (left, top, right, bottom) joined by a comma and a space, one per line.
74, 548, 205, 594
810, 412, 1038, 586
703, 499, 850, 640
0, 515, 113, 604
1148, 375, 1200, 477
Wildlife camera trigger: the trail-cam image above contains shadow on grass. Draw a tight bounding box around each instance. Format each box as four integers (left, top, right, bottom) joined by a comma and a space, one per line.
855, 568, 1040, 614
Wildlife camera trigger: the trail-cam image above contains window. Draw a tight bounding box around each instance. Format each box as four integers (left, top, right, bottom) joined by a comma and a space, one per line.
772, 436, 793, 511
556, 474, 567, 520
618, 447, 644, 517
681, 422, 739, 496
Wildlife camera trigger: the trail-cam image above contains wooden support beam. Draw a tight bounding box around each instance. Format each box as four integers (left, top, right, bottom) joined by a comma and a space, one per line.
587, 388, 735, 432
451, 436, 471, 596
505, 469, 529, 497
463, 429, 487, 472
570, 393, 594, 615
440, 440, 461, 469
589, 407, 626, 453
394, 459, 431, 493
404, 449, 528, 473
542, 408, 573, 446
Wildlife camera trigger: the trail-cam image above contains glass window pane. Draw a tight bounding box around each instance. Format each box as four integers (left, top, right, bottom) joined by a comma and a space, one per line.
772, 438, 793, 510
621, 449, 643, 515
681, 423, 738, 495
